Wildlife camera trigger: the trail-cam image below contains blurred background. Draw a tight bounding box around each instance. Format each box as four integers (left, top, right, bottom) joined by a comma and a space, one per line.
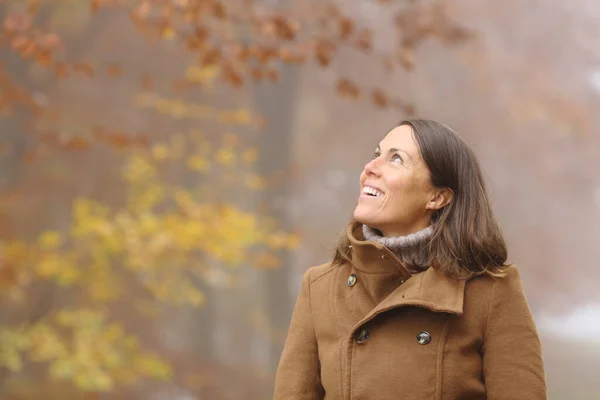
0, 0, 599, 399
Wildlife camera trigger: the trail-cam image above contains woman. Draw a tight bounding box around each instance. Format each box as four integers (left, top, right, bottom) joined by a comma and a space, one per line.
273, 120, 546, 399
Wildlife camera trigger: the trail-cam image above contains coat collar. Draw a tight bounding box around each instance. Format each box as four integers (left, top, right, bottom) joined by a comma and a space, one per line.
347, 222, 466, 325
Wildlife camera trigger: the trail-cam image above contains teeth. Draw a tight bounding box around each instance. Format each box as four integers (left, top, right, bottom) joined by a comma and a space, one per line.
362, 186, 383, 197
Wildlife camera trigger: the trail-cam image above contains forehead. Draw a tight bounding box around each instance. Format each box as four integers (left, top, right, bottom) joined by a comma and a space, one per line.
379, 125, 420, 154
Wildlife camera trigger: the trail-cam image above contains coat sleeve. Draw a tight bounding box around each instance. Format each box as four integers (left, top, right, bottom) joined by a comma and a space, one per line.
482, 265, 547, 399
273, 267, 325, 400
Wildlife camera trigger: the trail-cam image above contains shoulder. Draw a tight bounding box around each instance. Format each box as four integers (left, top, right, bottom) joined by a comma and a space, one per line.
463, 264, 527, 314
303, 262, 338, 285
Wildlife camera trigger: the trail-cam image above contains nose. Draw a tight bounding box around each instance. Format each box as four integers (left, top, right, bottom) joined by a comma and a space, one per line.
364, 157, 381, 177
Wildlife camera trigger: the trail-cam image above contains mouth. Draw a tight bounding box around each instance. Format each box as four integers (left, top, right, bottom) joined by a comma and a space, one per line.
361, 185, 384, 198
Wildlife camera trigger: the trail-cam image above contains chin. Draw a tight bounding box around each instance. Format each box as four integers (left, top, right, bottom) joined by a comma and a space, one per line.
353, 207, 375, 227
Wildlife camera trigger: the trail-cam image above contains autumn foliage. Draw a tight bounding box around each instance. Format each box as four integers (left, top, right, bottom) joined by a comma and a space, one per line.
0, 0, 470, 397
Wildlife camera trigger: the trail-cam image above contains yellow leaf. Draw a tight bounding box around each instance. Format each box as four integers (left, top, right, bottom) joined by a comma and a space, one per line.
133, 353, 172, 379
122, 155, 155, 183
49, 358, 74, 379
38, 231, 63, 250
185, 65, 219, 83
161, 26, 175, 40
233, 109, 252, 125
151, 144, 170, 160
285, 233, 301, 249
215, 148, 235, 165
37, 255, 60, 277
186, 155, 211, 172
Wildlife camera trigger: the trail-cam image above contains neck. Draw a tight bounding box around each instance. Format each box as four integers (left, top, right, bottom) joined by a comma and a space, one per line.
362, 224, 433, 273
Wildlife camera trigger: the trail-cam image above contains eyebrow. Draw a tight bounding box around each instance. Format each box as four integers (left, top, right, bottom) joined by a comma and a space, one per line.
375, 145, 412, 160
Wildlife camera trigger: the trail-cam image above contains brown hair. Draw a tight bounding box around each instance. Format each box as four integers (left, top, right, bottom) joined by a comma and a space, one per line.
332, 119, 508, 279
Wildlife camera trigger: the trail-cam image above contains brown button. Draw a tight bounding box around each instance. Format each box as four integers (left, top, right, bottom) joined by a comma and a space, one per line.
356, 328, 370, 344
347, 274, 357, 287
416, 331, 431, 345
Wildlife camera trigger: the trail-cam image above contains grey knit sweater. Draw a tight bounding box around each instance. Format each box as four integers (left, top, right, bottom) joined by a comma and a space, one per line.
362, 224, 433, 273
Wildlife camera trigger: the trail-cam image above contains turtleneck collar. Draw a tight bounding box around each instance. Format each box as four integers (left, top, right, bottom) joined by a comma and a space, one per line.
346, 222, 433, 275
362, 224, 433, 253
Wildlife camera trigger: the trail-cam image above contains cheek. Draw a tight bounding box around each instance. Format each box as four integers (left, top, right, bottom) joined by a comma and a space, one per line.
385, 172, 429, 203
385, 172, 414, 194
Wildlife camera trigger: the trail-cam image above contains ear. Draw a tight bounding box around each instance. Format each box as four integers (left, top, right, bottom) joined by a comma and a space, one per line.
425, 187, 453, 211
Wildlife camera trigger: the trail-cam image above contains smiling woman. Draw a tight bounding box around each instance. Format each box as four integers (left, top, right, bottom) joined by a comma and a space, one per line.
273, 119, 547, 400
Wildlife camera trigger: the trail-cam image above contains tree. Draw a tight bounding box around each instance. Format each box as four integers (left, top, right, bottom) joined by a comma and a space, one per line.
0, 0, 470, 398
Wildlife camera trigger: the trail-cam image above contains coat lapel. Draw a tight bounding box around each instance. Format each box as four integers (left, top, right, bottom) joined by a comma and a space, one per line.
352, 266, 466, 331
346, 222, 466, 331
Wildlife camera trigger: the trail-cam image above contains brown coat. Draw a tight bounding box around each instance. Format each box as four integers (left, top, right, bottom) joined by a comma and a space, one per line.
273, 224, 546, 400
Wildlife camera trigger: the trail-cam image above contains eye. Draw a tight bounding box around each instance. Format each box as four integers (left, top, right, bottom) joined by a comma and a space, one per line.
391, 154, 403, 163
371, 151, 380, 160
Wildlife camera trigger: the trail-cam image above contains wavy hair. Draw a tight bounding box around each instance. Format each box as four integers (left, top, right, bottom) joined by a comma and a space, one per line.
332, 119, 508, 279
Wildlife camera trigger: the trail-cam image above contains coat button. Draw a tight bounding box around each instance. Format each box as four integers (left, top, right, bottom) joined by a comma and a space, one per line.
416, 331, 431, 345
356, 328, 370, 344
347, 273, 357, 287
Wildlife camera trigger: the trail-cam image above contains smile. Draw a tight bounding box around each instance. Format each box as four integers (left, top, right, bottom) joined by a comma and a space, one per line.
362, 186, 384, 197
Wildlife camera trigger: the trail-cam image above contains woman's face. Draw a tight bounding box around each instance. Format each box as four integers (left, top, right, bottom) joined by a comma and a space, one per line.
354, 124, 439, 237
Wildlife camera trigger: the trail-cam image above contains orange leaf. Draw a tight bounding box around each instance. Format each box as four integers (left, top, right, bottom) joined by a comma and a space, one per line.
354, 29, 372, 52
194, 25, 208, 43
75, 62, 95, 77
91, 0, 110, 13
212, 1, 227, 19
221, 65, 243, 88
336, 78, 361, 99
20, 40, 37, 58
440, 26, 473, 44
398, 47, 415, 71
27, 1, 41, 15
338, 17, 354, 40
107, 63, 123, 77
255, 46, 278, 65
10, 36, 29, 51
0, 262, 17, 290
55, 63, 70, 79
141, 75, 154, 90
371, 89, 389, 108
3, 13, 32, 33
64, 136, 89, 150
279, 46, 304, 64
200, 48, 221, 67
272, 16, 296, 41
36, 52, 53, 66
315, 40, 335, 67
